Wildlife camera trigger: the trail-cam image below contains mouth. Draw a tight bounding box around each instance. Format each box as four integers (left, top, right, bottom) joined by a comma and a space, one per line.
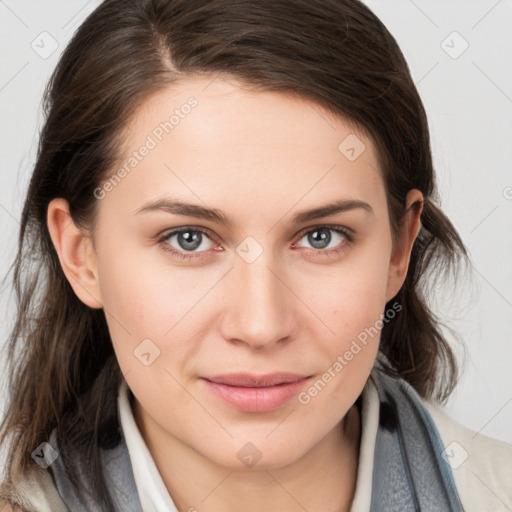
200, 372, 313, 412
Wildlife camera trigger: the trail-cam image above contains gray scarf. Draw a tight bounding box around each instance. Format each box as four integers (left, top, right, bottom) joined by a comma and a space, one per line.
47, 367, 464, 511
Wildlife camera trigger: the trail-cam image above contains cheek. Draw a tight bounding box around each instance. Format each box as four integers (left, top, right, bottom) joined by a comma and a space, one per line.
96, 229, 189, 325
311, 239, 391, 339
97, 254, 158, 325
94, 237, 214, 375
297, 261, 390, 412
94, 239, 176, 365
297, 236, 392, 398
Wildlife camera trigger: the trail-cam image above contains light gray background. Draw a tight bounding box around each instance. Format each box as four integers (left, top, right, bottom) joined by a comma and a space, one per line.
1, 0, 511, 460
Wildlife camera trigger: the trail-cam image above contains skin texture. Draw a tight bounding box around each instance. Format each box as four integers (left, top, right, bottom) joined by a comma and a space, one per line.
47, 75, 423, 512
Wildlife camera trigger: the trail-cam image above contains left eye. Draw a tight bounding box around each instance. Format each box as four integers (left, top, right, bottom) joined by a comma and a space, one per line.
294, 226, 350, 251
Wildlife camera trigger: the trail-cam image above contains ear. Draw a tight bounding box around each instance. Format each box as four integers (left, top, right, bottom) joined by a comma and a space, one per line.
46, 198, 104, 309
385, 189, 424, 302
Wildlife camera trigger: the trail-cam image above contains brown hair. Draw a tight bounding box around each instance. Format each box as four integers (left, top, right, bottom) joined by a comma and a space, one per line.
0, 0, 469, 509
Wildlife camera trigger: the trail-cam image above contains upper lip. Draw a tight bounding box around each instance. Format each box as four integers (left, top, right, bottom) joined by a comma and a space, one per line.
202, 372, 311, 388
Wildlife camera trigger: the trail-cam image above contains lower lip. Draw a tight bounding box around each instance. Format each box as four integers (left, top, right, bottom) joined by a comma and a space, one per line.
201, 377, 312, 413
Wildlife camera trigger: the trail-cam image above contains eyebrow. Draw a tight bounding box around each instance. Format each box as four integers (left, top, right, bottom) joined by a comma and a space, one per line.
134, 197, 374, 227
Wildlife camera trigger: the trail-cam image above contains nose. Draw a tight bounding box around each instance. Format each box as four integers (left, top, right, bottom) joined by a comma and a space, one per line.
219, 248, 296, 350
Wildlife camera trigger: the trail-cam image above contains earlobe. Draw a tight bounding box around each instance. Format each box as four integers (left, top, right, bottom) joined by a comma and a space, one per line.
46, 198, 104, 309
385, 189, 424, 302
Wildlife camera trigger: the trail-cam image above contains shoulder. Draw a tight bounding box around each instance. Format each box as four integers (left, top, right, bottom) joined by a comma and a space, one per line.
423, 399, 512, 512
0, 466, 67, 512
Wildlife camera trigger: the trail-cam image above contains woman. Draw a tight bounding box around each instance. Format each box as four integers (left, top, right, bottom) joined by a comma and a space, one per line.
1, 0, 511, 511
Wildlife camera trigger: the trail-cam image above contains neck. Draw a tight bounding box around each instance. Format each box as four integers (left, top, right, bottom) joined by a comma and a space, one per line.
133, 398, 361, 512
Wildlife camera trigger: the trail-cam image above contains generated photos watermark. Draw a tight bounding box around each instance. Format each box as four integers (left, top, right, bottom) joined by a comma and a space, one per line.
298, 301, 402, 405
93, 96, 198, 200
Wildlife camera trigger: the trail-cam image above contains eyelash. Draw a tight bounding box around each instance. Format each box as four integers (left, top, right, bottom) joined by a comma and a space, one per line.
156, 224, 354, 261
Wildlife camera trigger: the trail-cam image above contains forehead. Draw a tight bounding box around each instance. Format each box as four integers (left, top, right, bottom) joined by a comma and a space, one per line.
124, 74, 372, 150
103, 74, 385, 221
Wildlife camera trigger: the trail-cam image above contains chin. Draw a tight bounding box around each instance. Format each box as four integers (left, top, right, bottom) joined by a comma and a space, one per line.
200, 435, 309, 471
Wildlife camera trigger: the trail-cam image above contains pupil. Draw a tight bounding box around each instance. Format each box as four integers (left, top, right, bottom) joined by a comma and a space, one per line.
309, 228, 330, 249
179, 231, 201, 250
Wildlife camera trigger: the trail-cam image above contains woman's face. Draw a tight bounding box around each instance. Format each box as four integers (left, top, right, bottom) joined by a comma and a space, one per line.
53, 74, 420, 469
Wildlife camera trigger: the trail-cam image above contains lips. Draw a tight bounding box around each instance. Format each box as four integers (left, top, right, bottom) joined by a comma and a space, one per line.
203, 372, 310, 387
201, 372, 313, 412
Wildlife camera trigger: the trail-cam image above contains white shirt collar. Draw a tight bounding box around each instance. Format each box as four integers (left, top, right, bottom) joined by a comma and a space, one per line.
117, 376, 379, 512
117, 377, 179, 512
